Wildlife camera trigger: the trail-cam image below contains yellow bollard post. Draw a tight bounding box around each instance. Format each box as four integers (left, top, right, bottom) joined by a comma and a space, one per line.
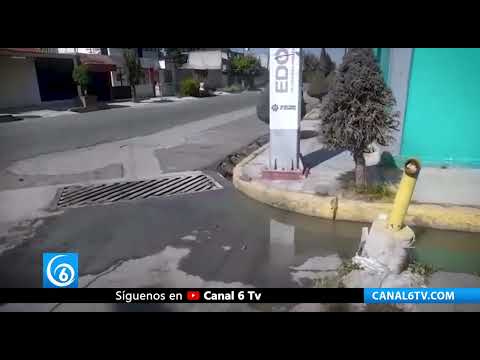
387, 158, 421, 231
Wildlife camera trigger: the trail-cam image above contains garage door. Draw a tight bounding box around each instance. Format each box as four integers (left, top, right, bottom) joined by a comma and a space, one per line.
35, 58, 77, 102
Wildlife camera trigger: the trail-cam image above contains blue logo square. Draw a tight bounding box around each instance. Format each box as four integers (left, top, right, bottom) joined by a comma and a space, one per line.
43, 253, 78, 288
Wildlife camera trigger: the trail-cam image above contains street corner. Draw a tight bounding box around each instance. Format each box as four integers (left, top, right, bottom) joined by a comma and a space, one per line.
232, 137, 480, 233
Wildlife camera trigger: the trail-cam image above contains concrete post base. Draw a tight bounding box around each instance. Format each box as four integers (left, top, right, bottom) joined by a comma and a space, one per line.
354, 215, 415, 275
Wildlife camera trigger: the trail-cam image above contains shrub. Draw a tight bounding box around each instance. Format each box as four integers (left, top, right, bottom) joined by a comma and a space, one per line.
180, 78, 200, 97
303, 49, 335, 82
318, 48, 335, 75
307, 71, 336, 100
303, 53, 321, 73
319, 48, 399, 188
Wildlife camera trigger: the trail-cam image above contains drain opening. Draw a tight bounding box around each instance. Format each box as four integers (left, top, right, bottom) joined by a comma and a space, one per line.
55, 173, 222, 209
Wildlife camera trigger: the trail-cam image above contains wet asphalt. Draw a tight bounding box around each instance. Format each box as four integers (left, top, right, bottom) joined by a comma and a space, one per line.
0, 172, 363, 289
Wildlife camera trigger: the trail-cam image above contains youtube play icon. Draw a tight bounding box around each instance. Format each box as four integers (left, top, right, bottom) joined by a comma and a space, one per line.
187, 291, 201, 301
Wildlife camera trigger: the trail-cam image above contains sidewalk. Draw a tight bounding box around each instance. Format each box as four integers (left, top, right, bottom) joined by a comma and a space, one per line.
233, 120, 480, 232
0, 100, 78, 120
0, 93, 233, 120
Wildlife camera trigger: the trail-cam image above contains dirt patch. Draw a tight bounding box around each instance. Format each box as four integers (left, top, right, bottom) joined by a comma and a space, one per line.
213, 134, 269, 180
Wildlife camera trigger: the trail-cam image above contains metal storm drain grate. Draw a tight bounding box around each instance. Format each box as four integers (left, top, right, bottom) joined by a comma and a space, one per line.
55, 173, 222, 209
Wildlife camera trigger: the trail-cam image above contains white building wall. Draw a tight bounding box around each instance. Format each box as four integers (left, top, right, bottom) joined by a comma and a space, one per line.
136, 84, 154, 98
0, 57, 41, 109
108, 48, 128, 87
58, 48, 101, 54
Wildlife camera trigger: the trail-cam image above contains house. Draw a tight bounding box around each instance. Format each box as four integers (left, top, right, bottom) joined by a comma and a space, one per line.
56, 48, 117, 101
178, 49, 232, 89
56, 48, 160, 100
375, 48, 480, 168
0, 48, 119, 110
157, 48, 270, 94
157, 49, 242, 95
106, 48, 161, 99
0, 48, 81, 110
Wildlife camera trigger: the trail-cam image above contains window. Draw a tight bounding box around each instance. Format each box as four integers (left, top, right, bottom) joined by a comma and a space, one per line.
141, 69, 150, 85
164, 70, 173, 83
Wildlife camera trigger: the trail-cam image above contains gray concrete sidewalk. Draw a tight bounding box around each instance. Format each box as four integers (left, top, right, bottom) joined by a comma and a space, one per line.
0, 91, 255, 121
241, 120, 480, 208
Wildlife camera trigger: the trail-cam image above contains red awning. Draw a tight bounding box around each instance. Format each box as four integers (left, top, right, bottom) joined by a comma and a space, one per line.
79, 53, 116, 72
0, 48, 45, 58
0, 48, 42, 53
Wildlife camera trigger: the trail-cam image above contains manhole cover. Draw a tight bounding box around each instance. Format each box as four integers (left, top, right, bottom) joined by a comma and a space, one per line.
54, 172, 222, 209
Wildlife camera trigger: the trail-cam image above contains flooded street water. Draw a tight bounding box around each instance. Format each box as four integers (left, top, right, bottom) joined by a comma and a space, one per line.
1, 176, 479, 311
412, 226, 480, 274
259, 203, 480, 278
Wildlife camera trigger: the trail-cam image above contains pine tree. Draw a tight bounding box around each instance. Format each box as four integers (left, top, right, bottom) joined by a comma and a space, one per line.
320, 48, 399, 188
318, 48, 335, 75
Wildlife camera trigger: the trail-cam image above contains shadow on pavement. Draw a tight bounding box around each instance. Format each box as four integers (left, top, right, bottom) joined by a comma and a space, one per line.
302, 148, 344, 168
0, 115, 42, 122
150, 100, 175, 103
336, 152, 403, 187
300, 130, 319, 139
70, 104, 131, 113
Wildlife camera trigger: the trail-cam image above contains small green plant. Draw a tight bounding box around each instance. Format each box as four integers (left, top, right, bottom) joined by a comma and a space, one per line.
72, 64, 90, 96
408, 261, 436, 277
313, 276, 339, 288
338, 260, 362, 278
180, 78, 200, 97
355, 183, 395, 200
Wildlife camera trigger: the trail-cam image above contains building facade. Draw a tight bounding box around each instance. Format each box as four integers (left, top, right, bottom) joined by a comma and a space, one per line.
0, 48, 80, 110
107, 48, 161, 99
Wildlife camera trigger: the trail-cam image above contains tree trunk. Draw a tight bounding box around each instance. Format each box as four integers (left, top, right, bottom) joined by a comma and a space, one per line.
172, 64, 178, 96
354, 152, 367, 189
131, 85, 137, 102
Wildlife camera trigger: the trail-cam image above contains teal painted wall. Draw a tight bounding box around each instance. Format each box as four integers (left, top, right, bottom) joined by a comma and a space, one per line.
401, 48, 480, 167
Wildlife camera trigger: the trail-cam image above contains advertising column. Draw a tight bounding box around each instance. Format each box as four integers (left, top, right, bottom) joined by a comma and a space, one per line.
267, 48, 303, 177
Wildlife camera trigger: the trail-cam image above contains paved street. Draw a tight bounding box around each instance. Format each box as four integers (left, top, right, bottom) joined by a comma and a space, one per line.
0, 92, 260, 171
0, 92, 264, 190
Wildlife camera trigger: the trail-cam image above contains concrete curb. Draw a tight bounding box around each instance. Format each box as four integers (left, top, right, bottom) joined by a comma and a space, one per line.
233, 145, 480, 233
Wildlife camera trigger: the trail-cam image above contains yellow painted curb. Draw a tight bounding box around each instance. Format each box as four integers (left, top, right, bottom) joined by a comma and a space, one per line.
233, 144, 480, 233
233, 145, 336, 219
